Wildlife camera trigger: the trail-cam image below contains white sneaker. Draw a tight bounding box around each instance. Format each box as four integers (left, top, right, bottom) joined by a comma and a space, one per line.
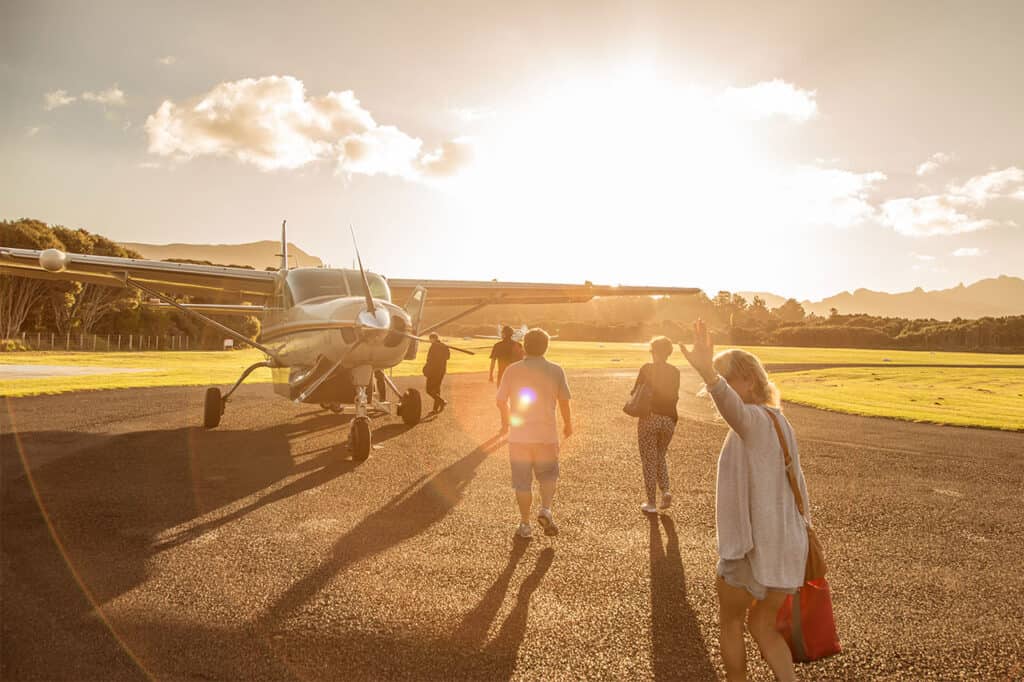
537, 507, 559, 536
516, 522, 533, 539
640, 502, 659, 514
660, 493, 673, 510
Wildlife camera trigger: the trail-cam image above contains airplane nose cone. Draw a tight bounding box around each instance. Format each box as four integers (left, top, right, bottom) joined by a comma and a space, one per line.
357, 307, 390, 331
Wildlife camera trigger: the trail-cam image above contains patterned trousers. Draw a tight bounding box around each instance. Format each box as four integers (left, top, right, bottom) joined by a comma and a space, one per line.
637, 414, 676, 503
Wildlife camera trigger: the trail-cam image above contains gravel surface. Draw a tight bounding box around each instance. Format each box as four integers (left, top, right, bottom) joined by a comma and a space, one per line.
2, 369, 1022, 681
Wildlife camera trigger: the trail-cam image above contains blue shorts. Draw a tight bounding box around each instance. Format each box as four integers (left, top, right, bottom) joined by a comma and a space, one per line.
509, 442, 560, 492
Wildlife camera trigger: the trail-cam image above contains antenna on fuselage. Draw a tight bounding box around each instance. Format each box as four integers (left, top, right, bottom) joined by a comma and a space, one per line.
278, 220, 289, 272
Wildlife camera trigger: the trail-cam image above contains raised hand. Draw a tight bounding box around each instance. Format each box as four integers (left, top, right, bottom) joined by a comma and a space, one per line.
679, 318, 718, 384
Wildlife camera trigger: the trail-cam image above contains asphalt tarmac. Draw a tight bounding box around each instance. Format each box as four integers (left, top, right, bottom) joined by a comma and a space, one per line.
2, 369, 1022, 681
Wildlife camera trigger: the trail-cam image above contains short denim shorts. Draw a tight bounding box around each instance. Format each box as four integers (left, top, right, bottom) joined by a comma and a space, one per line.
717, 556, 798, 601
509, 442, 560, 491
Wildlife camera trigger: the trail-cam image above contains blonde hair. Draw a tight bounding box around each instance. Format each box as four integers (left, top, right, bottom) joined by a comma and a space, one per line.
649, 336, 673, 360
712, 349, 780, 407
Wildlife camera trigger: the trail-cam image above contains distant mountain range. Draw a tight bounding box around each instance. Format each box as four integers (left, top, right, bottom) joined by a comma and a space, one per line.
119, 240, 322, 270
740, 275, 1024, 320
120, 240, 1020, 320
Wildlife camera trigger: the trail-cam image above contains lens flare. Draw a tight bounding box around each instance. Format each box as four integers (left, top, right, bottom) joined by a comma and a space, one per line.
517, 388, 536, 409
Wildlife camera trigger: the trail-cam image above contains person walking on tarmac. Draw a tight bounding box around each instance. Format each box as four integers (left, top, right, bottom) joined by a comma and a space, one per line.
489, 325, 525, 385
423, 332, 451, 413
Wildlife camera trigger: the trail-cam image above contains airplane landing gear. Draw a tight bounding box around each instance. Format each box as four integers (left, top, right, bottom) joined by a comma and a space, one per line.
203, 359, 273, 429
204, 387, 223, 428
349, 417, 372, 461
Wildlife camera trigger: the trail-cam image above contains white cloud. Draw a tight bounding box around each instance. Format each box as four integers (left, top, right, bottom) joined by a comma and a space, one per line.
948, 166, 1024, 205
158, 55, 177, 65
43, 89, 76, 110
719, 80, 817, 122
951, 247, 983, 257
81, 85, 126, 106
915, 152, 952, 176
881, 166, 1024, 237
137, 161, 162, 169
912, 253, 936, 261
778, 167, 886, 228
880, 195, 996, 237
417, 138, 476, 177
145, 75, 472, 180
26, 126, 41, 137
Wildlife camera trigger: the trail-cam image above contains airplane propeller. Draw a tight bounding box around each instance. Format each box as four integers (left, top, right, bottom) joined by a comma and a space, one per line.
393, 330, 476, 355
350, 225, 390, 331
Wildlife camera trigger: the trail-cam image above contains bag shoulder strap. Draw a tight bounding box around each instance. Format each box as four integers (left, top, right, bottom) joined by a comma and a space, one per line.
762, 407, 807, 518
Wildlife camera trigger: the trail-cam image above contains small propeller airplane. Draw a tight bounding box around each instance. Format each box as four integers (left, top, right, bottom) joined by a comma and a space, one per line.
0, 222, 700, 461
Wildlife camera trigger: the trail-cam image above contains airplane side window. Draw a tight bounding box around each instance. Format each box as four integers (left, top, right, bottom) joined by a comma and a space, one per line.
368, 273, 391, 302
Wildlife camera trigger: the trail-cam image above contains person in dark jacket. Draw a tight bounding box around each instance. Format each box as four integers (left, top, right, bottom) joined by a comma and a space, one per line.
423, 333, 451, 413
489, 325, 525, 385
631, 336, 681, 513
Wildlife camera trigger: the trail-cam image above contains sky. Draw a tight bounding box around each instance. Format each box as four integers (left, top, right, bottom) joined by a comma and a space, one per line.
2, 0, 1022, 301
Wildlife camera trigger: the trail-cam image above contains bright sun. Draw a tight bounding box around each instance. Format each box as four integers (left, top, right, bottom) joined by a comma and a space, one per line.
450, 68, 769, 281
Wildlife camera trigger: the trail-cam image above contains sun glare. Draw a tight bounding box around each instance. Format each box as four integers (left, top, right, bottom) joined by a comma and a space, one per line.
451, 68, 772, 282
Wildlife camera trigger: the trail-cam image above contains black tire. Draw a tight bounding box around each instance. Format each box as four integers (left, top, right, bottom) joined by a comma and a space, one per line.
203, 387, 222, 429
399, 388, 422, 426
350, 417, 372, 461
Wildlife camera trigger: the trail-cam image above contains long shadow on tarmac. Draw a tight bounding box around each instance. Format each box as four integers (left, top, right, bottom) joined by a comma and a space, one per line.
1, 411, 374, 680
649, 515, 716, 681
255, 434, 504, 632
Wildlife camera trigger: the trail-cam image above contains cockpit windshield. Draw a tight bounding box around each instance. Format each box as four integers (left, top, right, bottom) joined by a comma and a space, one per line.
285, 269, 391, 304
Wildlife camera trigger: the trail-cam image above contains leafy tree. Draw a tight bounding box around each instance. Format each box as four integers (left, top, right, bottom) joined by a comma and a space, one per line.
773, 298, 806, 322
0, 219, 63, 339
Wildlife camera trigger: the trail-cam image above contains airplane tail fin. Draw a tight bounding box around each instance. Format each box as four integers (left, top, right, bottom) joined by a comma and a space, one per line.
279, 220, 289, 271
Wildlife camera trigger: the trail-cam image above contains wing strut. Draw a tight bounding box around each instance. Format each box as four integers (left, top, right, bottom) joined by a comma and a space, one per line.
418, 300, 494, 336
118, 274, 282, 363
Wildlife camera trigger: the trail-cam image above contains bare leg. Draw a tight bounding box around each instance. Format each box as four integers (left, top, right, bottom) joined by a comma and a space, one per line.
515, 490, 532, 523
748, 590, 796, 682
539, 478, 556, 510
717, 576, 754, 682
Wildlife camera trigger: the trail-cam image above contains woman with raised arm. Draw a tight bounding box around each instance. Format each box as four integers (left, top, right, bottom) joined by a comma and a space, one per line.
680, 319, 810, 682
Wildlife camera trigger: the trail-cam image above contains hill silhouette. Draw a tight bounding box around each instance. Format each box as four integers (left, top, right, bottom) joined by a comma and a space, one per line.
119, 240, 322, 270
800, 276, 1024, 320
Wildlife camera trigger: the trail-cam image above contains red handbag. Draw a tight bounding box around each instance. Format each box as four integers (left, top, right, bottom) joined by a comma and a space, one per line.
776, 578, 842, 662
764, 409, 841, 662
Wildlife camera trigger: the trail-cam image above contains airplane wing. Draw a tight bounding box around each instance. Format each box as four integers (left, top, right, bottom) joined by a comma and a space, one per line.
0, 247, 278, 303
387, 279, 701, 306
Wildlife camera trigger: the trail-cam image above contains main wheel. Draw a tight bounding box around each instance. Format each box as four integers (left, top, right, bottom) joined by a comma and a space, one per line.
350, 417, 372, 461
203, 387, 222, 429
398, 388, 422, 426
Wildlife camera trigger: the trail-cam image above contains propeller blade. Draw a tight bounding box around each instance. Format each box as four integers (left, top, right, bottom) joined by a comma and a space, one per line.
350, 225, 376, 315
397, 331, 475, 355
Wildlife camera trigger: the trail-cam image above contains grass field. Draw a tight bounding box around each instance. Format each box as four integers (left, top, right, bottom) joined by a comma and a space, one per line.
2, 342, 1023, 430
776, 367, 1024, 431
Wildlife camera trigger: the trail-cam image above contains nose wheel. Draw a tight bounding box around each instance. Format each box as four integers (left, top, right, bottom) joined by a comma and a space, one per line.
349, 417, 372, 461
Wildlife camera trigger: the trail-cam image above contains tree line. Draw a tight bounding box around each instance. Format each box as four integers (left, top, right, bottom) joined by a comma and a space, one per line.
3, 218, 1022, 353
1, 218, 259, 348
